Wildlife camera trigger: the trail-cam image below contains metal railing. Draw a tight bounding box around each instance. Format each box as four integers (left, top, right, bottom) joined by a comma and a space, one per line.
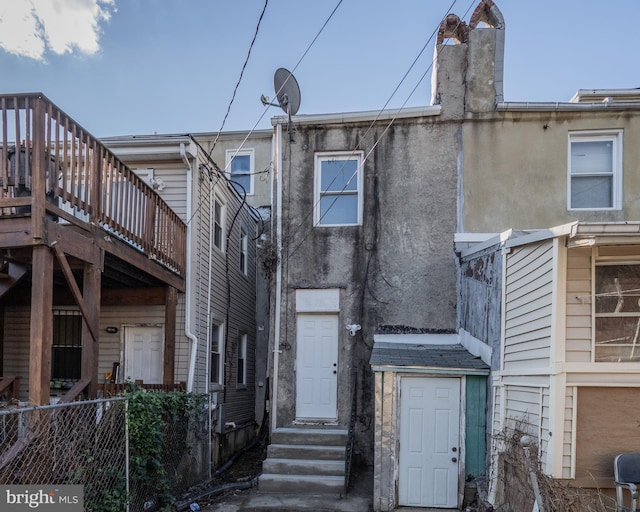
0, 94, 186, 276
344, 371, 358, 494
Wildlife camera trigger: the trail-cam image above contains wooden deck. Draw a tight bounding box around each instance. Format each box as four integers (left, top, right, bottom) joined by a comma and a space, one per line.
0, 93, 187, 405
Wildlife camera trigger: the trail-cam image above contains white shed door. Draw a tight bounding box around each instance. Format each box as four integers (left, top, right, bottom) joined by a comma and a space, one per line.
124, 326, 164, 385
296, 313, 338, 419
399, 376, 460, 508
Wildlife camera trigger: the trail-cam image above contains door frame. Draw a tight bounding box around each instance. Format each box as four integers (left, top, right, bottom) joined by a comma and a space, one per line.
397, 374, 466, 509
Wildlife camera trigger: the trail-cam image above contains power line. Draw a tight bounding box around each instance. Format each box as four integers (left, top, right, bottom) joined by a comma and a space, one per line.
209, 0, 270, 156
281, 0, 470, 263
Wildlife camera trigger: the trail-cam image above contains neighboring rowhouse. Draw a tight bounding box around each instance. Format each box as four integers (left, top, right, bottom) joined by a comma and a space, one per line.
0, 93, 187, 408
103, 132, 264, 466
451, 6, 640, 509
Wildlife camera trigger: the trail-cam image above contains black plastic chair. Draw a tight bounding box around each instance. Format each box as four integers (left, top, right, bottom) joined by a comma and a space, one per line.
614, 453, 640, 512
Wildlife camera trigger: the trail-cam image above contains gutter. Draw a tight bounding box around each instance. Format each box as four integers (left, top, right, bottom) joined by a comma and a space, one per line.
182, 142, 199, 392
496, 101, 640, 112
271, 122, 283, 433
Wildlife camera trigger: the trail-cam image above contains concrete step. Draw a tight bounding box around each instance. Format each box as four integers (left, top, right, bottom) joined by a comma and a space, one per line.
258, 473, 344, 494
270, 427, 348, 446
262, 457, 345, 476
266, 443, 345, 461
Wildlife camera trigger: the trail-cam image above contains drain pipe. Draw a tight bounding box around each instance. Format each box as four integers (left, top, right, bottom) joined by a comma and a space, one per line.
271, 122, 283, 433
182, 142, 199, 392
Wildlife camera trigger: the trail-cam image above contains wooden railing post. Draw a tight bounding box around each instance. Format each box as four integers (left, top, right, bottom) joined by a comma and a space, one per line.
31, 96, 46, 240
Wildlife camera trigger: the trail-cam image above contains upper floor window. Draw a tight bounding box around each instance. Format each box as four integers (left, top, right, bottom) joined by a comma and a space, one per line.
239, 229, 248, 275
214, 197, 225, 251
226, 149, 254, 196
568, 130, 622, 210
595, 263, 640, 362
314, 151, 364, 226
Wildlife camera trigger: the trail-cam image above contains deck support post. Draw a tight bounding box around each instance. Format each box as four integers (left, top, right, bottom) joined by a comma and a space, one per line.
163, 286, 177, 386
29, 245, 53, 406
82, 260, 102, 398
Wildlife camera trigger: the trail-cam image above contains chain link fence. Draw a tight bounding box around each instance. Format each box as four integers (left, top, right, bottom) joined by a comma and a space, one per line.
0, 394, 210, 512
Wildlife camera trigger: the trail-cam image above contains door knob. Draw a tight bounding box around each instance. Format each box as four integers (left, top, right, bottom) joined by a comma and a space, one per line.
452, 447, 457, 452
452, 457, 457, 463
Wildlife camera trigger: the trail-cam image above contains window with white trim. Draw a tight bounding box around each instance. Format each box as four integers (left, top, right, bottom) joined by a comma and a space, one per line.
595, 263, 640, 362
239, 228, 248, 275
568, 130, 622, 210
314, 151, 363, 226
210, 322, 224, 385
226, 149, 254, 196
237, 334, 247, 386
214, 197, 225, 251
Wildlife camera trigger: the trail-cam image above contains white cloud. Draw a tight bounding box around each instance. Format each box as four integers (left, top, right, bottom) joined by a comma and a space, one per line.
0, 0, 115, 61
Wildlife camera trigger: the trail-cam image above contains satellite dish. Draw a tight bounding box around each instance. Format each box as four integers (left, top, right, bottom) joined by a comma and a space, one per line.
273, 68, 301, 116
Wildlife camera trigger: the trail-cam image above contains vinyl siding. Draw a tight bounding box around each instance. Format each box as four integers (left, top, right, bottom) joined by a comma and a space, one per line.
4, 305, 167, 402
565, 248, 592, 362
503, 241, 554, 370
2, 307, 30, 401
192, 166, 258, 426
503, 385, 541, 436
562, 386, 575, 478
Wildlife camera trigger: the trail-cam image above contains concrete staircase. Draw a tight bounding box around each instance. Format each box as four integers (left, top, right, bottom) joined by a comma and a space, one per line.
259, 427, 348, 494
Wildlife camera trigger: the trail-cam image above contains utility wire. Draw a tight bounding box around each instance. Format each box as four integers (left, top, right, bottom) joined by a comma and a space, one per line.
281, 0, 470, 263
222, 0, 344, 173
209, 0, 270, 156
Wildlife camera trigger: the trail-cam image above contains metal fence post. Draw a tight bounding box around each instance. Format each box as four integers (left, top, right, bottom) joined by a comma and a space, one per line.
125, 398, 130, 512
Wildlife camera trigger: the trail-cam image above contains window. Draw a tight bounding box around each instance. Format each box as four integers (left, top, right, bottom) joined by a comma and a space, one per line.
314, 151, 364, 226
568, 130, 622, 210
226, 149, 254, 196
595, 264, 640, 362
237, 334, 247, 385
239, 229, 248, 275
52, 310, 82, 382
210, 323, 224, 385
214, 197, 225, 250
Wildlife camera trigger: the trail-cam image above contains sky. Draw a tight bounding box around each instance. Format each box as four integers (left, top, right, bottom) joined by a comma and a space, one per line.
0, 0, 638, 139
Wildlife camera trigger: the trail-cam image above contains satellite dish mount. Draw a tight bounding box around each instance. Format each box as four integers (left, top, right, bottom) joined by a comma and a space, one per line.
260, 68, 301, 141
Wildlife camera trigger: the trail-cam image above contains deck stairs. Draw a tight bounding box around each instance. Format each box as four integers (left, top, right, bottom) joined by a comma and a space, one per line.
259, 427, 348, 494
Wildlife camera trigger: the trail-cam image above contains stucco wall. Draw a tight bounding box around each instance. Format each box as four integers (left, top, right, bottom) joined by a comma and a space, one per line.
276, 115, 459, 462
462, 111, 640, 233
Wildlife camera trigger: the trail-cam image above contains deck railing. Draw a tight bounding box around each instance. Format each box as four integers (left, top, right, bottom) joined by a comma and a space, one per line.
0, 93, 186, 275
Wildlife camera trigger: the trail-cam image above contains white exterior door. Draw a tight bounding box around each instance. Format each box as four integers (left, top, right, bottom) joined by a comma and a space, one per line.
124, 326, 164, 385
399, 376, 461, 508
295, 313, 338, 419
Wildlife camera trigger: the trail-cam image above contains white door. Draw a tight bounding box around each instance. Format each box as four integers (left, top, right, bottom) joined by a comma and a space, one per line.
399, 376, 461, 508
295, 313, 338, 419
124, 326, 164, 384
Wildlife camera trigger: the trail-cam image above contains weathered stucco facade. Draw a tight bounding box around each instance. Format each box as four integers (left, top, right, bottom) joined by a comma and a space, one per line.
271, 112, 460, 460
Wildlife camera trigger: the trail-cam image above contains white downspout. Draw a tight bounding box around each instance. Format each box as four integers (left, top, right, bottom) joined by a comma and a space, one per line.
271, 122, 283, 433
182, 142, 198, 392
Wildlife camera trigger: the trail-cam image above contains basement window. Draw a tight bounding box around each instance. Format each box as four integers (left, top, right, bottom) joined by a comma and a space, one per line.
52, 310, 82, 381
594, 264, 640, 362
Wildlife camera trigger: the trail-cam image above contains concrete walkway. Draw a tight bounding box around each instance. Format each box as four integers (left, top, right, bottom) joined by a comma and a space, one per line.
200, 467, 373, 512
